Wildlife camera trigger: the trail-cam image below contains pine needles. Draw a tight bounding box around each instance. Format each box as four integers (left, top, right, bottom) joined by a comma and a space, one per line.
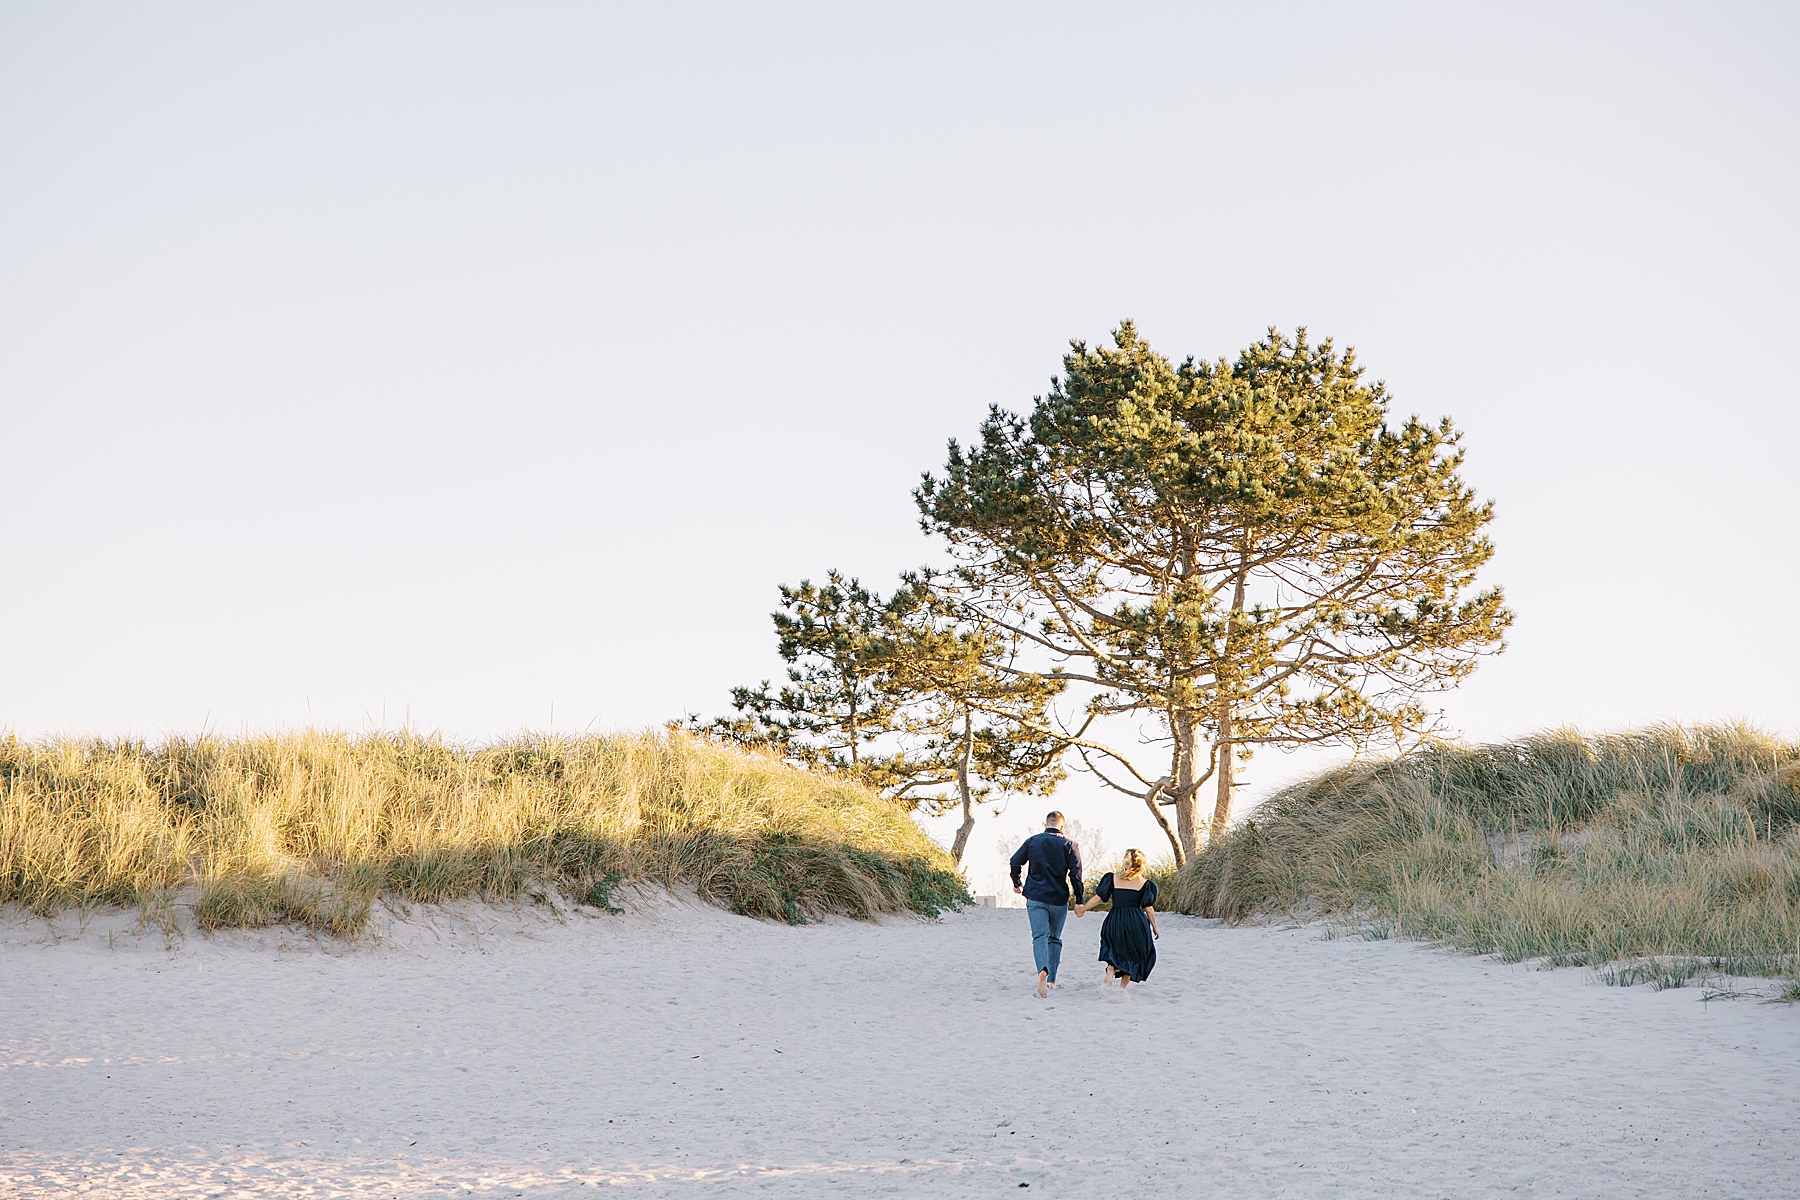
1167, 725, 1800, 992
0, 730, 967, 937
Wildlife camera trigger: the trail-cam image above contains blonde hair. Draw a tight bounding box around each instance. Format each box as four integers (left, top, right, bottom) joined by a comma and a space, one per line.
1044, 810, 1064, 829
1120, 848, 1147, 877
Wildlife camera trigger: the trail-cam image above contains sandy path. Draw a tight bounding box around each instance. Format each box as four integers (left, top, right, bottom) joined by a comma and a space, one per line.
2, 897, 1795, 1198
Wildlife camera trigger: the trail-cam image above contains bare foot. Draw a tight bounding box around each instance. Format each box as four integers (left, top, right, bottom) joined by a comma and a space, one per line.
1036, 969, 1049, 998
1103, 965, 1116, 984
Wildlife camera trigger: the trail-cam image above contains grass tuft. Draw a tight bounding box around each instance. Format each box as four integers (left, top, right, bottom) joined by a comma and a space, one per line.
1168, 724, 1800, 991
0, 729, 966, 938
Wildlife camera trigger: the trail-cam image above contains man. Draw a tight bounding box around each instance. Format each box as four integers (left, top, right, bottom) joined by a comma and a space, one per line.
1009, 811, 1084, 998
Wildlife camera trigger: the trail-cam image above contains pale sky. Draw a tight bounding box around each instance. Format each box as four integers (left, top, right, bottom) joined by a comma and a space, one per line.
3, 3, 1797, 890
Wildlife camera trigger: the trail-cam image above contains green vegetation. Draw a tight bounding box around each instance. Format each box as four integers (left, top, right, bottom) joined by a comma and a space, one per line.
692, 571, 1066, 866
695, 323, 1513, 872
916, 323, 1510, 863
0, 730, 967, 939
1166, 725, 1800, 991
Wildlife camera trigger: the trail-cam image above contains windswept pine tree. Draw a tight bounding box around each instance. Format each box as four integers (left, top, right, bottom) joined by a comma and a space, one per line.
694, 572, 1065, 865
917, 323, 1511, 862
696, 574, 900, 779
877, 574, 1065, 864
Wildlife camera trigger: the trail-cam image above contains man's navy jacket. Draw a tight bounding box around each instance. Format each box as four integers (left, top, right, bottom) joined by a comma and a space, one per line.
1010, 829, 1085, 906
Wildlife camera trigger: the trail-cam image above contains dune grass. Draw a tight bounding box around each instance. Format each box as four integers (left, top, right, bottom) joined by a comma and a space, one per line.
1167, 725, 1800, 992
0, 729, 967, 939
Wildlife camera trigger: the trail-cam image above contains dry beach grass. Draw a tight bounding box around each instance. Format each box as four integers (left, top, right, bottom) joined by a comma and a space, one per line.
9, 721, 1798, 997
0, 730, 966, 936
1169, 724, 1800, 994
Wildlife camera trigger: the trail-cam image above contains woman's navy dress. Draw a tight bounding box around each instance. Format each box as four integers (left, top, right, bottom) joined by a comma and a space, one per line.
1096, 873, 1157, 982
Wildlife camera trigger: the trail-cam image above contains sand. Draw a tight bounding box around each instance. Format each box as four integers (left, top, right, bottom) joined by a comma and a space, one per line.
2, 893, 1795, 1198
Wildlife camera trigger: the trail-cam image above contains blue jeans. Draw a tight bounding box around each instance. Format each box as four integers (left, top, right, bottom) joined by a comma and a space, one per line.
1026, 900, 1068, 981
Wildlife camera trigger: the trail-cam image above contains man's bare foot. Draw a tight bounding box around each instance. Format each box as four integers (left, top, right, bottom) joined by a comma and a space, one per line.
1036, 969, 1049, 998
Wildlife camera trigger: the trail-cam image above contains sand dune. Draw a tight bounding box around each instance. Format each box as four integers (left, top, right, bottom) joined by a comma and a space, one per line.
2, 894, 1795, 1197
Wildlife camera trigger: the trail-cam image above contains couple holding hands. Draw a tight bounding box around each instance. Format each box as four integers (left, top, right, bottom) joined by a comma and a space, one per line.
1008, 811, 1159, 998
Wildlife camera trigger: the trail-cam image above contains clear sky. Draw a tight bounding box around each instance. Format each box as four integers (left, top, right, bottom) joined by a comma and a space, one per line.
4, 3, 1796, 890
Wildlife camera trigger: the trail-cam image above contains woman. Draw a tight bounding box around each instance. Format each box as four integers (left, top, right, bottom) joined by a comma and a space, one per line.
1073, 848, 1159, 987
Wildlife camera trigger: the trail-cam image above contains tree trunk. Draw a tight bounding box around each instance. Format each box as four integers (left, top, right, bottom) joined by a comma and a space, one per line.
948, 710, 976, 866
1208, 561, 1250, 841
1210, 712, 1235, 841
1142, 777, 1184, 867
847, 690, 859, 767
1173, 710, 1203, 860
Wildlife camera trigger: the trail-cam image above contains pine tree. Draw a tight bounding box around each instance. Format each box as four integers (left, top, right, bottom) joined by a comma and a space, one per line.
694, 572, 1065, 866
693, 572, 898, 780
876, 573, 1065, 864
917, 323, 1512, 862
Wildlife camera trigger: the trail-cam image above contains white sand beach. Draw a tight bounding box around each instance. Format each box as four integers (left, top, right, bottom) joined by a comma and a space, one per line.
3, 895, 1795, 1198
